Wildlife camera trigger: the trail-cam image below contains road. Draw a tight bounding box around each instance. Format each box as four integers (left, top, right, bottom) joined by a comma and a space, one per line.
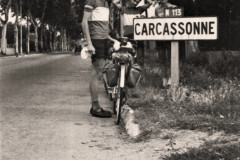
0, 52, 165, 160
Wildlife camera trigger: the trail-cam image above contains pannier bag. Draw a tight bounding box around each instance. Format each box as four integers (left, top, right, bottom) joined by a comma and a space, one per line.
103, 61, 119, 87
127, 63, 142, 88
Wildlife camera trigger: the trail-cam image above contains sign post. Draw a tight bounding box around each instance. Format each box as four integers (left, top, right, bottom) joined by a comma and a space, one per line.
165, 8, 183, 88
171, 41, 179, 88
133, 16, 218, 88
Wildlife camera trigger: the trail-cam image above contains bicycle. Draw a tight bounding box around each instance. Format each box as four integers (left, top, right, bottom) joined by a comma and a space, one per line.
103, 37, 138, 125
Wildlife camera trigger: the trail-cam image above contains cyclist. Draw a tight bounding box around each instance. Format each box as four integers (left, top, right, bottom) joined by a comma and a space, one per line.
155, 0, 177, 88
113, 0, 153, 67
82, 0, 116, 118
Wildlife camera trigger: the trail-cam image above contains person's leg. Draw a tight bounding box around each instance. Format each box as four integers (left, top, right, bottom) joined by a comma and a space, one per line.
137, 41, 145, 67
166, 42, 171, 86
89, 39, 112, 117
90, 58, 104, 109
90, 39, 107, 105
156, 41, 168, 87
161, 50, 168, 87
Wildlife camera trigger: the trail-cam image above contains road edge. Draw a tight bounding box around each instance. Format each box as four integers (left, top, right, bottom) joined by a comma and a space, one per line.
121, 105, 141, 138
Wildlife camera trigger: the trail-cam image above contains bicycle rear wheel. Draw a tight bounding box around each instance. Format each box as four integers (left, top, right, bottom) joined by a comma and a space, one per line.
113, 99, 117, 114
116, 88, 123, 125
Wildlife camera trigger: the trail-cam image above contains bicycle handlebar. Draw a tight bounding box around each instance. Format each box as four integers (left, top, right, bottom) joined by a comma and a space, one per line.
115, 37, 137, 45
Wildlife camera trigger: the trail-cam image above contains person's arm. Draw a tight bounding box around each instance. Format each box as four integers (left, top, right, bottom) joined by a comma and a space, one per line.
82, 11, 95, 54
155, 6, 159, 17
112, 0, 122, 9
137, 0, 153, 14
166, 3, 177, 8
155, 5, 165, 17
108, 35, 118, 42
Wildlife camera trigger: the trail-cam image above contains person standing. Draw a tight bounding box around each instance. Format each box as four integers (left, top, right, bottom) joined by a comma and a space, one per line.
113, 0, 153, 67
82, 0, 116, 118
155, 0, 177, 88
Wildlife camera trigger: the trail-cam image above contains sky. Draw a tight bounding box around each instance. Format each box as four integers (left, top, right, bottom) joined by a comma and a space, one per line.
0, 7, 26, 26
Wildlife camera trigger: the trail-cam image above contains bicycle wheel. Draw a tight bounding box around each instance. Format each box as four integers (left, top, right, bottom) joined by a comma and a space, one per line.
113, 99, 117, 114
111, 86, 117, 114
103, 73, 109, 95
116, 88, 123, 125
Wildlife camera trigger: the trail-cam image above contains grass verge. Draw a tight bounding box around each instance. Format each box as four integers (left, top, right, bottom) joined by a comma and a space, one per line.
127, 52, 240, 139
164, 139, 240, 160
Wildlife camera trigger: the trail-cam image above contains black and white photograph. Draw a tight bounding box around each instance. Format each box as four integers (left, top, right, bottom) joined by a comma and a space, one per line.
1, 0, 240, 159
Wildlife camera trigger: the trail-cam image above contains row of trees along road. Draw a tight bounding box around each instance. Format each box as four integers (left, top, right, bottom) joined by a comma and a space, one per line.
0, 0, 84, 55
1, 0, 239, 55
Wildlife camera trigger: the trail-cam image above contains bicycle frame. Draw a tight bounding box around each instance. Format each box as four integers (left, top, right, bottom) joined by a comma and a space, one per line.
103, 37, 137, 124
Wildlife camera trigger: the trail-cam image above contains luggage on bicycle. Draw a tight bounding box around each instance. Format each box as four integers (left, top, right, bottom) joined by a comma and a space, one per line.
103, 61, 119, 87
127, 63, 142, 88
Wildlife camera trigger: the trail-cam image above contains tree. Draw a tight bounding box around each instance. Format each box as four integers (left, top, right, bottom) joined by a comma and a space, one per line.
20, 0, 33, 54
11, 0, 19, 55
7, 0, 85, 54
0, 0, 12, 54
44, 0, 80, 51
20, 0, 48, 53
29, 0, 48, 52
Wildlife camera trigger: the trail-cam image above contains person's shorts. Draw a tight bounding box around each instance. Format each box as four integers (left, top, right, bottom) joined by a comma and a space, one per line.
156, 41, 171, 49
91, 39, 109, 63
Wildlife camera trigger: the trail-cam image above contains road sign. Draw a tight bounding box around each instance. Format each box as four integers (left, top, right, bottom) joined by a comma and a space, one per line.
162, 7, 183, 88
134, 17, 218, 40
164, 8, 184, 17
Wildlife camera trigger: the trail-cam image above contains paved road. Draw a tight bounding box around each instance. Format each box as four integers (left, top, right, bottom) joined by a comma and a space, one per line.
0, 53, 165, 160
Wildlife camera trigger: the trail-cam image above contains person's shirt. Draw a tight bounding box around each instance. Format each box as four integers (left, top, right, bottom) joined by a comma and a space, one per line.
155, 3, 177, 17
122, 4, 151, 36
84, 0, 109, 39
122, 6, 142, 36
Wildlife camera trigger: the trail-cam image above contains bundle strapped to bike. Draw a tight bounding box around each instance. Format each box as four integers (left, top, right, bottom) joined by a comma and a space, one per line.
103, 61, 119, 87
103, 61, 142, 88
126, 63, 142, 88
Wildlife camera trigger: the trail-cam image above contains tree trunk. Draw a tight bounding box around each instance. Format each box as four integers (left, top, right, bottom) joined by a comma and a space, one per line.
44, 28, 48, 52
67, 34, 71, 51
20, 0, 23, 54
34, 26, 38, 52
67, 34, 69, 51
49, 27, 53, 51
14, 2, 19, 55
38, 0, 48, 52
14, 22, 19, 54
61, 27, 64, 51
1, 24, 8, 54
0, 0, 12, 55
26, 10, 30, 54
40, 26, 44, 52
53, 27, 58, 51
63, 29, 67, 51
30, 13, 39, 53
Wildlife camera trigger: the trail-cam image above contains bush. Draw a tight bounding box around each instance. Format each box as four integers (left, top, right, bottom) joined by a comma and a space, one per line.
207, 52, 240, 78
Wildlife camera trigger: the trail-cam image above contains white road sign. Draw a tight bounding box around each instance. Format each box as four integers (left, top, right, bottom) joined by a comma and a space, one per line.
134, 17, 218, 40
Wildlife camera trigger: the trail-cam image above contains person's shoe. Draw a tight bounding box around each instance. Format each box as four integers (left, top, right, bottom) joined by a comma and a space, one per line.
163, 78, 168, 87
90, 107, 112, 118
167, 78, 171, 86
